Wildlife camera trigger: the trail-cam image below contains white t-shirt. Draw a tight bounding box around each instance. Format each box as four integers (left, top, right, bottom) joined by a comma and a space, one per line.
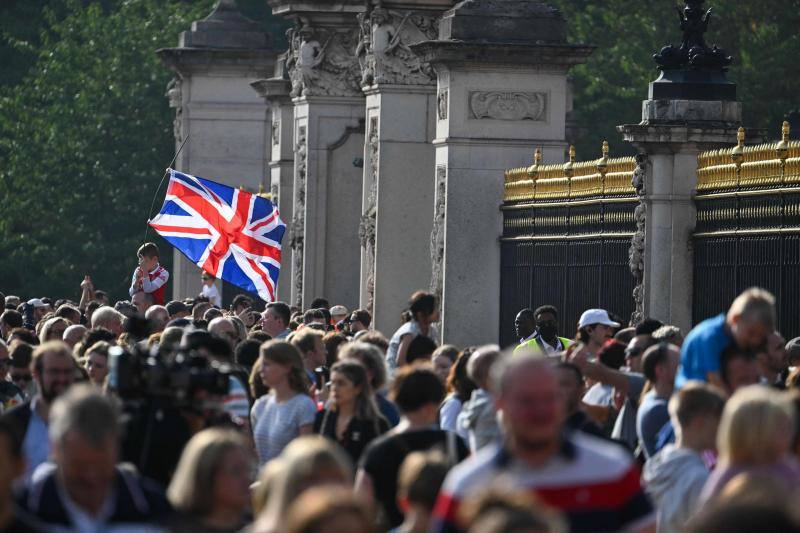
200, 283, 221, 307
440, 394, 468, 440
251, 393, 317, 464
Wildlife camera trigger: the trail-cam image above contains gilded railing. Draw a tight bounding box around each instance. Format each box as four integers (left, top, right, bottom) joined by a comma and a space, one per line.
696, 122, 800, 194
504, 142, 637, 203
694, 122, 800, 237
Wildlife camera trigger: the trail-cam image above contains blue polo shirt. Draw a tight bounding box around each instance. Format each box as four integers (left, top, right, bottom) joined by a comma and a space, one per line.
675, 314, 732, 389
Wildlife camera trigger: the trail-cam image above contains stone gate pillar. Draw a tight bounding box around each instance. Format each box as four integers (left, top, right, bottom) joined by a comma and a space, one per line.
252, 54, 295, 301
269, 1, 366, 310
618, 0, 751, 333
412, 1, 593, 346
357, 0, 454, 336
158, 0, 275, 302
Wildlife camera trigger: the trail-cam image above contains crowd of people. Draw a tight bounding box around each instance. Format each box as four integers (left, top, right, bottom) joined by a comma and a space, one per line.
0, 244, 799, 532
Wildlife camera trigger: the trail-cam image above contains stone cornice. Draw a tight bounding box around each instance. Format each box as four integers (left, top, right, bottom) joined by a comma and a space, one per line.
617, 123, 765, 153
157, 47, 275, 76
410, 41, 595, 69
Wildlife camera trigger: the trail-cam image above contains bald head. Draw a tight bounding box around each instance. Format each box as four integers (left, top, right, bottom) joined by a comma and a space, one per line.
63, 325, 87, 348
208, 317, 237, 348
144, 305, 169, 333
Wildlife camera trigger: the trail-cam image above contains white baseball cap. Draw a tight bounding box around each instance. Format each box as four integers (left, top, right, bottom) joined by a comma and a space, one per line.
578, 309, 620, 330
330, 305, 349, 317
27, 298, 47, 308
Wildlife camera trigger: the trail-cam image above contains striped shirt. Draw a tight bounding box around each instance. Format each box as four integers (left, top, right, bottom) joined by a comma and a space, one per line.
432, 432, 654, 533
251, 393, 317, 465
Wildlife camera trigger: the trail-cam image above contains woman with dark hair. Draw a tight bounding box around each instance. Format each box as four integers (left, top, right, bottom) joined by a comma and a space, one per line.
386, 291, 440, 373
314, 360, 389, 462
251, 341, 317, 465
439, 348, 477, 439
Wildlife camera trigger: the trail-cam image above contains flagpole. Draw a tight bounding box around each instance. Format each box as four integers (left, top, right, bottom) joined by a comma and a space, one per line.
143, 134, 190, 244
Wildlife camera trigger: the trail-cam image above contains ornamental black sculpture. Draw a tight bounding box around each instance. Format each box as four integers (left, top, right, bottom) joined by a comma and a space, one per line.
649, 0, 735, 101
654, 0, 731, 72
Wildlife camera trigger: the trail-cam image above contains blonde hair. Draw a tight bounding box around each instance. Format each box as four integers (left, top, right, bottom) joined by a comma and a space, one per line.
39, 317, 69, 344
727, 287, 776, 327
256, 436, 353, 531
251, 458, 284, 516
167, 428, 249, 517
285, 486, 374, 533
717, 385, 795, 466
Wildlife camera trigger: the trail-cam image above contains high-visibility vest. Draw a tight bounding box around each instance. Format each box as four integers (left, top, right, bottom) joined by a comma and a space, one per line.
513, 335, 573, 356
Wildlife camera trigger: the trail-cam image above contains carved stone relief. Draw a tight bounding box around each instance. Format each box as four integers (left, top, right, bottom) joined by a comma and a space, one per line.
359, 117, 379, 315
430, 165, 447, 307
272, 120, 280, 146
286, 22, 361, 98
290, 126, 307, 307
437, 89, 448, 120
166, 77, 182, 144
469, 91, 547, 121
628, 154, 647, 326
357, 7, 438, 87
270, 181, 279, 208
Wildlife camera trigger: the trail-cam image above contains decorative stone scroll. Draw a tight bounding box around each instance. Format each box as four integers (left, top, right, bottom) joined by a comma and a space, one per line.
290, 126, 307, 307
356, 7, 438, 87
628, 154, 647, 327
469, 91, 547, 121
430, 165, 447, 306
359, 117, 379, 315
286, 23, 361, 98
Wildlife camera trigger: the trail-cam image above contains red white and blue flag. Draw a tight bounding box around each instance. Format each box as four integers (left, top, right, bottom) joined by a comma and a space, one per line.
149, 169, 285, 302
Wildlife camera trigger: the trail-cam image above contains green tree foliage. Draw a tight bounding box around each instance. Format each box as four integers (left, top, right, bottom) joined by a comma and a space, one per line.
0, 0, 214, 301
1, 0, 796, 301
551, 0, 800, 158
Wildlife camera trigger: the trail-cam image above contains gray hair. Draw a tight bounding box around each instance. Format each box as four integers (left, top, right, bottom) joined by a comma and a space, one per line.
91, 306, 123, 329
466, 344, 501, 387
652, 325, 683, 344
49, 384, 119, 447
338, 341, 388, 390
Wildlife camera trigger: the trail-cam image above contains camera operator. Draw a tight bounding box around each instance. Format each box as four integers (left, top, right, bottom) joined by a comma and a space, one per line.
112, 331, 246, 488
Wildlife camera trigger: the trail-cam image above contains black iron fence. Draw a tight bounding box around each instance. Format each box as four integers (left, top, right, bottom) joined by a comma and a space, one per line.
693, 125, 800, 338
499, 146, 638, 347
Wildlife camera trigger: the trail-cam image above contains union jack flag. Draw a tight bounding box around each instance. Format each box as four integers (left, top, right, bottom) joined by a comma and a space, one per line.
149, 169, 285, 302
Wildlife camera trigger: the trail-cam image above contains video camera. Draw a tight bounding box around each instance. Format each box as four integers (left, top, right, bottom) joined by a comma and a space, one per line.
108, 344, 231, 408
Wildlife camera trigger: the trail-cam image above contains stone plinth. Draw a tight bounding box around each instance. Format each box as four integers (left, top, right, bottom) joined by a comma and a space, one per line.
412, 0, 593, 347
269, 1, 366, 309
158, 0, 275, 304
